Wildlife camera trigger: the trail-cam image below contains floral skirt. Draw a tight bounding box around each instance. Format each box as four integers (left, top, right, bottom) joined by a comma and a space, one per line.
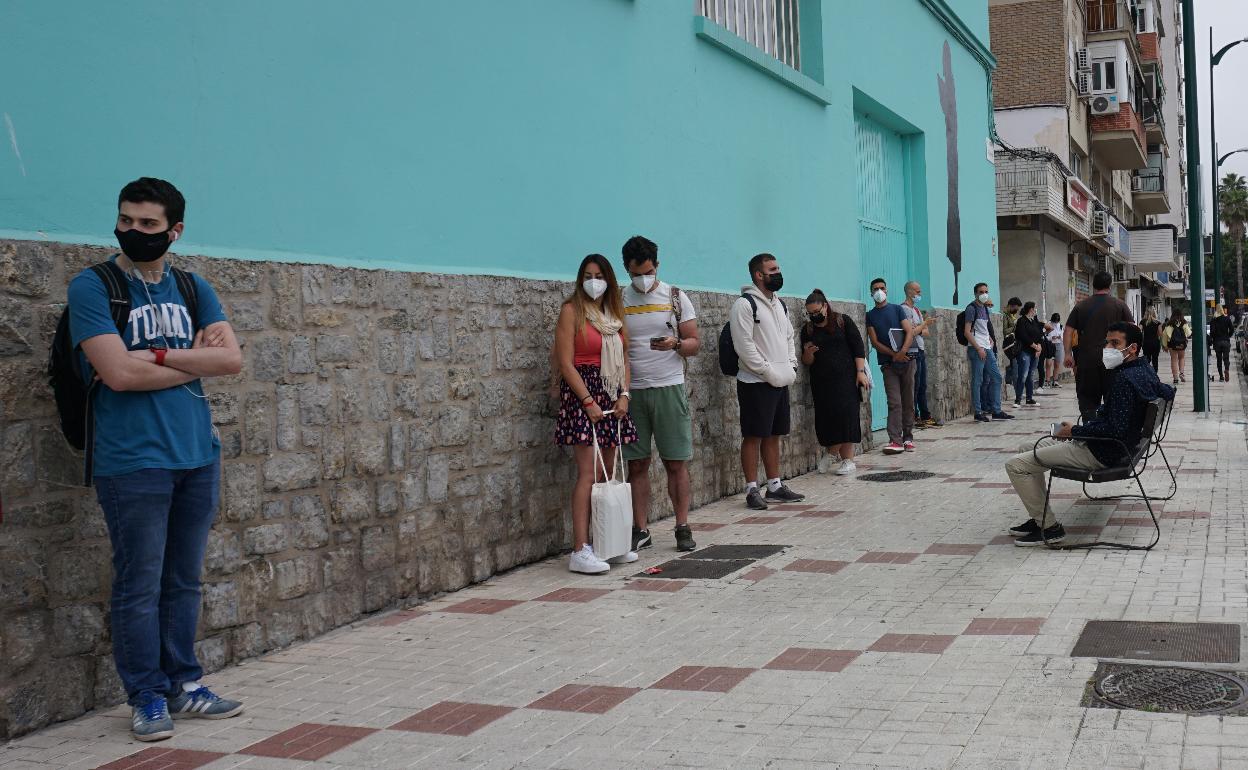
555, 364, 638, 447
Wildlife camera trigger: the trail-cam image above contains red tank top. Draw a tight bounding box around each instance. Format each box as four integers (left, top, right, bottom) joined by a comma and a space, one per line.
574, 323, 602, 366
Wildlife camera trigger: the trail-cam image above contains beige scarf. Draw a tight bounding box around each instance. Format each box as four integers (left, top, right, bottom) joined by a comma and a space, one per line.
586, 305, 626, 398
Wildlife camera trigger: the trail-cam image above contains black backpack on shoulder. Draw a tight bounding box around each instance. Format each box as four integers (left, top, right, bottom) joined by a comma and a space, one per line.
47, 259, 199, 484
719, 293, 761, 376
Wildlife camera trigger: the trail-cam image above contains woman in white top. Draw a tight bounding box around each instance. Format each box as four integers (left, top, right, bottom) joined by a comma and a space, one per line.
1042, 313, 1063, 388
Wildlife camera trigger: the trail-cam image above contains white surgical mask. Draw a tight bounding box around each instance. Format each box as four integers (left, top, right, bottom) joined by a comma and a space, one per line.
978, 293, 991, 304
1102, 347, 1125, 370
631, 274, 656, 293
582, 278, 608, 300
912, 294, 922, 304
872, 289, 887, 304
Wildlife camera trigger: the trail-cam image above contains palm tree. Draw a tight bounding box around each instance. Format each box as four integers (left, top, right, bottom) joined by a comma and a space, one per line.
1219, 172, 1248, 300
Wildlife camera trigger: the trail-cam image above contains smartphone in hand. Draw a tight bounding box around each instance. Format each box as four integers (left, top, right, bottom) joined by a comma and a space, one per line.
1050, 422, 1061, 437
650, 336, 667, 350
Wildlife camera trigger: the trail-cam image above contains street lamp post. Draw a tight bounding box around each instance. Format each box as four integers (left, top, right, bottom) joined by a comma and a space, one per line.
1208, 31, 1248, 307
1184, 0, 1207, 412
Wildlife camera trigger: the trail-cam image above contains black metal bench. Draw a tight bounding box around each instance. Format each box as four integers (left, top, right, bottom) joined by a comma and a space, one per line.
1031, 397, 1175, 551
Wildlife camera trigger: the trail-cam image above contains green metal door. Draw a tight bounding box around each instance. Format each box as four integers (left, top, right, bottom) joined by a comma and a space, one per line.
854, 113, 911, 431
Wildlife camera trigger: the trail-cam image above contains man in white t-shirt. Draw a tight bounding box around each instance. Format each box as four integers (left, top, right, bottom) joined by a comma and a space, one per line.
620, 236, 701, 552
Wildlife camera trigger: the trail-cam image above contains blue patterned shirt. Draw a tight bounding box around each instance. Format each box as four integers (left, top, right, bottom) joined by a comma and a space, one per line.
1071, 357, 1175, 466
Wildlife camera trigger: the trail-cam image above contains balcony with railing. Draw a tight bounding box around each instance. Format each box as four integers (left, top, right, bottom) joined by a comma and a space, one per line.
1140, 89, 1165, 144
995, 151, 1091, 236
1090, 100, 1147, 169
1131, 164, 1169, 214
1087, 0, 1136, 36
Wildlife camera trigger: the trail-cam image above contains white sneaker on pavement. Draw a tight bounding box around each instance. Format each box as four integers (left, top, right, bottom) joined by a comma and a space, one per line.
607, 551, 639, 564
836, 459, 856, 476
568, 545, 610, 574
817, 455, 834, 474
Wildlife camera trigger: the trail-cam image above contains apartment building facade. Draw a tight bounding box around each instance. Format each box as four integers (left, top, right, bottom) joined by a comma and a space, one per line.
990, 0, 1186, 323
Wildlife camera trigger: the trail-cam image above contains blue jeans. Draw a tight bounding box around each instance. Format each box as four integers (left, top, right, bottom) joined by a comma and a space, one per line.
913, 350, 931, 420
969, 347, 1002, 415
95, 458, 220, 706
1013, 350, 1036, 402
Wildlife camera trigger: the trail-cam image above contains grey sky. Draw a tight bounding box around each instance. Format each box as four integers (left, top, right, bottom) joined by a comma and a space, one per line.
1196, 0, 1248, 231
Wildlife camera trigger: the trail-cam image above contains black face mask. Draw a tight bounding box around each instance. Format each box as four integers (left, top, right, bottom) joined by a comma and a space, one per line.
115, 227, 173, 263
764, 272, 784, 292
809, 313, 826, 325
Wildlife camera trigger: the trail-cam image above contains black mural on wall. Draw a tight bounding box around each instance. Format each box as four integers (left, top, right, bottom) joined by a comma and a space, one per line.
937, 40, 961, 306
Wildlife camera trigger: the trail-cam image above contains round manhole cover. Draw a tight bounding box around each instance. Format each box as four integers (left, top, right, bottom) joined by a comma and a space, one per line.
1095, 667, 1248, 714
857, 471, 936, 483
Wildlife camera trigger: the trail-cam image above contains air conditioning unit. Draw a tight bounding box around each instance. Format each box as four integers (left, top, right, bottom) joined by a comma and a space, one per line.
1077, 48, 1091, 71
1090, 94, 1120, 115
1172, 270, 1185, 283
1077, 71, 1092, 97
1091, 209, 1110, 237
1114, 263, 1126, 282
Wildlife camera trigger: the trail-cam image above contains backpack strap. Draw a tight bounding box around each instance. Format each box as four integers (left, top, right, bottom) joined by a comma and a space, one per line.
91, 261, 132, 337
171, 268, 201, 335
742, 293, 760, 324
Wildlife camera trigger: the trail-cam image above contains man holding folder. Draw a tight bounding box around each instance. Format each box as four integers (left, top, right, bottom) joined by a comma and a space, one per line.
864, 277, 917, 455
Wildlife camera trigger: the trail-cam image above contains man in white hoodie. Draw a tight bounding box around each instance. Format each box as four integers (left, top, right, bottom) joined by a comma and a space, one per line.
730, 253, 805, 510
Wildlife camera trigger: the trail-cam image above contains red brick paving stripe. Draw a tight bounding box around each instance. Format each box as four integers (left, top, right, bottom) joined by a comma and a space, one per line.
441, 598, 525, 614
370, 609, 428, 627
972, 447, 1007, 451
924, 543, 984, 556
769, 504, 817, 511
971, 483, 1014, 489
1106, 517, 1157, 527
1162, 510, 1211, 519
963, 617, 1046, 636
796, 509, 844, 518
988, 535, 1017, 545
1004, 489, 1079, 498
623, 579, 689, 592
738, 515, 786, 524
857, 551, 919, 564
390, 701, 516, 736
533, 588, 613, 603
783, 559, 849, 575
649, 665, 755, 693
1064, 525, 1105, 535
740, 566, 776, 582
1116, 503, 1159, 511
942, 436, 972, 439
1074, 498, 1116, 506
868, 633, 957, 654
1177, 468, 1216, 473
526, 684, 641, 714
1189, 438, 1219, 442
97, 748, 228, 770
686, 522, 727, 532
240, 723, 379, 761
942, 477, 982, 483
764, 648, 862, 673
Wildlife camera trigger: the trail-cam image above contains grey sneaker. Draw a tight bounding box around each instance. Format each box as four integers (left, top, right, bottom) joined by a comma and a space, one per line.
764, 484, 805, 503
132, 696, 175, 741
674, 524, 697, 552
746, 489, 769, 510
167, 685, 244, 720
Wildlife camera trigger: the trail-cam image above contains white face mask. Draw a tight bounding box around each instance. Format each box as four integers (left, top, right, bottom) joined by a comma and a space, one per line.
872, 289, 887, 304
631, 274, 656, 293
978, 293, 991, 304
1102, 347, 1126, 370
583, 278, 608, 300
912, 294, 922, 304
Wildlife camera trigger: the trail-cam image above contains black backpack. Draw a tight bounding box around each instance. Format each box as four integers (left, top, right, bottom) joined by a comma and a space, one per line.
719, 294, 769, 376
954, 310, 969, 346
47, 259, 200, 484
1168, 322, 1187, 350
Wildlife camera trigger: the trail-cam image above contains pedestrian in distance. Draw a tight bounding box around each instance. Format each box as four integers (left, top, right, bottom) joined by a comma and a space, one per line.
1001, 296, 1023, 403
1063, 271, 1134, 420
1210, 305, 1234, 382
729, 253, 805, 510
553, 253, 639, 574
962, 282, 1013, 422
618, 235, 700, 553
800, 289, 869, 475
1140, 306, 1162, 372
1045, 312, 1065, 387
1012, 301, 1044, 407
902, 280, 942, 428
864, 277, 917, 454
1160, 308, 1191, 384
62, 178, 245, 741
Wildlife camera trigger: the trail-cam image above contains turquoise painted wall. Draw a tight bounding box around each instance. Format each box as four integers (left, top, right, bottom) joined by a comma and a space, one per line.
0, 0, 996, 308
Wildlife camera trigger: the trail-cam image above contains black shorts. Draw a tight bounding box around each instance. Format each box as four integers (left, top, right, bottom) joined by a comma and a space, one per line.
737, 381, 791, 438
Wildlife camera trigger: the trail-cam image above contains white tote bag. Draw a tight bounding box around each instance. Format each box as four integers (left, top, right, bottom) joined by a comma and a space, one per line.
590, 420, 633, 560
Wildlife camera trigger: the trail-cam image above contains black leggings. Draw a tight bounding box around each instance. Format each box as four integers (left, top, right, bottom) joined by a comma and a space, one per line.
1214, 341, 1231, 377
1144, 345, 1160, 371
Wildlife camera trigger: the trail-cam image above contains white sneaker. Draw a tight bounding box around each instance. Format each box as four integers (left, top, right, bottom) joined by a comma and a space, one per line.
568, 545, 610, 574
817, 455, 834, 474
607, 551, 639, 564
836, 460, 856, 476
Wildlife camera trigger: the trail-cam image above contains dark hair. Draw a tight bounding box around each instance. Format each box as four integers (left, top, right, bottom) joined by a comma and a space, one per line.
1022, 301, 1036, 316
1167, 307, 1185, 324
621, 235, 657, 268
1050, 312, 1061, 323
118, 177, 185, 226
1107, 321, 1143, 351
1092, 271, 1113, 291
973, 282, 988, 294
870, 277, 887, 289
805, 288, 828, 306
1007, 297, 1022, 307
803, 289, 839, 333
748, 253, 776, 277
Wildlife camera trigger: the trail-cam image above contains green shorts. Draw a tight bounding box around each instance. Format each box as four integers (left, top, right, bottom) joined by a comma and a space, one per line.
622, 384, 694, 462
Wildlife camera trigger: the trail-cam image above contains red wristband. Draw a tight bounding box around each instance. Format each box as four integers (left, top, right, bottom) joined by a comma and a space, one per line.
153, 348, 167, 367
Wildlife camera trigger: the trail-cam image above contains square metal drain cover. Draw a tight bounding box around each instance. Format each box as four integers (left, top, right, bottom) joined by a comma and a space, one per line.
682, 544, 789, 560
636, 558, 756, 580
1071, 621, 1241, 664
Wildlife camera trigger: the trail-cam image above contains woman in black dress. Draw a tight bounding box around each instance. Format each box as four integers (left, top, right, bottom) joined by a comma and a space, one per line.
800, 289, 869, 476
1140, 307, 1162, 372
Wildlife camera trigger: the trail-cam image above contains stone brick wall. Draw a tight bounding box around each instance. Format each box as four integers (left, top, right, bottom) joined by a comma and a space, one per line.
0, 240, 933, 738
990, 0, 1068, 108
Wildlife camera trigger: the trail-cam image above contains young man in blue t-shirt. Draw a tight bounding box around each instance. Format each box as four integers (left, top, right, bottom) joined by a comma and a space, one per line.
68, 178, 244, 741
864, 278, 916, 454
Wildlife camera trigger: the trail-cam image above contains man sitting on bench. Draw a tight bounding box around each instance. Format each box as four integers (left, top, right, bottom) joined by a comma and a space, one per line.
1004, 322, 1175, 546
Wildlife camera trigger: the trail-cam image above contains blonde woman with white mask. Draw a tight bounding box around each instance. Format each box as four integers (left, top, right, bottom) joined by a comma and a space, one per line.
554, 254, 639, 573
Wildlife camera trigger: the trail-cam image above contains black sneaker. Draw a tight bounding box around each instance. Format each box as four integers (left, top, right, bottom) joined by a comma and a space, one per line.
975, 413, 991, 422
764, 484, 805, 503
1026, 399, 1038, 406
746, 489, 769, 510
674, 525, 696, 552
991, 412, 1016, 420
1014, 400, 1021, 407
632, 527, 652, 551
1008, 519, 1040, 536
1014, 523, 1066, 547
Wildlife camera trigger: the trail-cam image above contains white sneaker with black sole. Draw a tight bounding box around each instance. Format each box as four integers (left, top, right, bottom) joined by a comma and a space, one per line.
569, 545, 610, 574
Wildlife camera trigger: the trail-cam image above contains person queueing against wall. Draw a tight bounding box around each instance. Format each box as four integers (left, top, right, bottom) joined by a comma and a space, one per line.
1037, 312, 1061, 390
1210, 305, 1234, 382
730, 253, 805, 510
618, 236, 700, 553
1160, 308, 1191, 384
864, 278, 918, 455
801, 289, 870, 475
901, 281, 942, 428
964, 283, 1013, 422
1140, 307, 1162, 372
554, 254, 640, 574
1004, 323, 1174, 546
1063, 271, 1134, 420
1012, 301, 1044, 407
66, 178, 244, 741
1000, 297, 1023, 404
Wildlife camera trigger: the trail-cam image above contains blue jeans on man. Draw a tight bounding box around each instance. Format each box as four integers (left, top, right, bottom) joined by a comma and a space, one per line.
913, 350, 931, 420
969, 347, 1003, 416
95, 458, 220, 706
1013, 350, 1036, 403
